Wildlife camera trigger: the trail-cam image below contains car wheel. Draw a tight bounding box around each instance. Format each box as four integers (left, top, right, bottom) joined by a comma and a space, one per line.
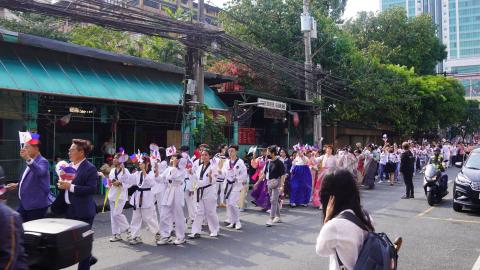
453, 202, 463, 212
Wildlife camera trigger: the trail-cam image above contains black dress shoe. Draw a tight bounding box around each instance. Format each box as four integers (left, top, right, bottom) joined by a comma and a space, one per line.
410, 195, 414, 198
90, 256, 98, 266
401, 195, 410, 199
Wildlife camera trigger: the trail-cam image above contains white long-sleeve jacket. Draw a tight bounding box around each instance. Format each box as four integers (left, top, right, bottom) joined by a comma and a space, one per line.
222, 158, 248, 192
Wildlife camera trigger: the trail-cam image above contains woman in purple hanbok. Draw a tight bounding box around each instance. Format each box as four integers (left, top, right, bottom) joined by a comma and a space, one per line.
289, 149, 312, 207
250, 149, 270, 210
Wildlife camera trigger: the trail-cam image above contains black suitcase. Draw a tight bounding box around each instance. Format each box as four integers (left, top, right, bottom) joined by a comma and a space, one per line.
23, 218, 94, 270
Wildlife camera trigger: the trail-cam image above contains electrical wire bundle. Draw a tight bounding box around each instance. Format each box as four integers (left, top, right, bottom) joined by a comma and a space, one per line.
0, 0, 350, 102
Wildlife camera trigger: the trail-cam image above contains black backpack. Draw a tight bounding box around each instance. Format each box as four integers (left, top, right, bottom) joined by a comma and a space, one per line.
337, 211, 398, 270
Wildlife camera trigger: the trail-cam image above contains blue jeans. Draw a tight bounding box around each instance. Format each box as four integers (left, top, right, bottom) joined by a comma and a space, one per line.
377, 164, 387, 180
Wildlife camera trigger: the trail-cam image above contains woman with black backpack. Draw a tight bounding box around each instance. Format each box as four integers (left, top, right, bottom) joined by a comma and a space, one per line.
315, 170, 374, 269
316, 169, 401, 270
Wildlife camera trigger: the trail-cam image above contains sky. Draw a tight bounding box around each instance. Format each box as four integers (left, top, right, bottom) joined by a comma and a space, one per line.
207, 0, 380, 20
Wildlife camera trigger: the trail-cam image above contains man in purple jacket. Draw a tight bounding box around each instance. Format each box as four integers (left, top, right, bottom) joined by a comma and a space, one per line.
7, 134, 50, 222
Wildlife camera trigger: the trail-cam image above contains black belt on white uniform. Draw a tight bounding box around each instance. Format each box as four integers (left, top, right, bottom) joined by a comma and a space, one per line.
133, 187, 151, 210
224, 180, 236, 199
216, 177, 225, 183
196, 184, 212, 202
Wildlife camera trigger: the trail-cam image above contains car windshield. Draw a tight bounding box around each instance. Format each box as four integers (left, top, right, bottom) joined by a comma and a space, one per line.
465, 153, 480, 170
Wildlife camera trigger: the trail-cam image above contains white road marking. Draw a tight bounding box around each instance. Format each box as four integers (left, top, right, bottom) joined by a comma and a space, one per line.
421, 216, 480, 224
472, 254, 480, 270
416, 207, 434, 217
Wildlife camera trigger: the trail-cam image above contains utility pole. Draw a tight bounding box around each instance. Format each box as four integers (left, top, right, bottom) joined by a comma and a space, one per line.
181, 0, 205, 151
301, 0, 322, 147
196, 0, 205, 106
302, 0, 312, 102
315, 65, 322, 149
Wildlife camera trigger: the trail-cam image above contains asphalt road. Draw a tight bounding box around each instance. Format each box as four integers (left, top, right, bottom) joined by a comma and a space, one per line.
65, 168, 480, 270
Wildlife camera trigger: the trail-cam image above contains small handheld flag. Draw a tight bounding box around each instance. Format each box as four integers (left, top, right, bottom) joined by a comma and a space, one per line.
59, 166, 77, 181
166, 145, 177, 157
55, 160, 69, 177
18, 131, 31, 148
102, 177, 112, 188
118, 154, 128, 164
186, 158, 193, 169
129, 154, 138, 163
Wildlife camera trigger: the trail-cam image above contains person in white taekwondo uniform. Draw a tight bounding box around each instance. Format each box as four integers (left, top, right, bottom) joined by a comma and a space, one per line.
214, 144, 228, 208
180, 146, 196, 225
99, 154, 132, 242
152, 147, 169, 227
124, 156, 161, 245
223, 145, 248, 230
157, 153, 187, 245
188, 150, 220, 239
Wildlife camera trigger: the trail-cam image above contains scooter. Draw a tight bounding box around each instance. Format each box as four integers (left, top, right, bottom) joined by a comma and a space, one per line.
423, 164, 448, 206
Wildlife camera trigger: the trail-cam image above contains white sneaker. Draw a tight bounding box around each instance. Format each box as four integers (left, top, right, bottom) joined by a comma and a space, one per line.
187, 233, 200, 239
266, 209, 271, 214
235, 223, 242, 230
239, 208, 245, 212
173, 238, 186, 245
266, 219, 273, 227
272, 217, 282, 223
125, 229, 132, 240
109, 234, 122, 242
209, 232, 218, 237
156, 237, 169, 245
129, 236, 142, 245
226, 223, 235, 229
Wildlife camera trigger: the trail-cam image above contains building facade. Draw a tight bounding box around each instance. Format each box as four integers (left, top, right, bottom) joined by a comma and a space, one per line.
104, 0, 221, 27
381, 0, 480, 100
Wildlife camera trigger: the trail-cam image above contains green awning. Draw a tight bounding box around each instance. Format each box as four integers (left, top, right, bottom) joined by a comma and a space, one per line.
0, 42, 227, 110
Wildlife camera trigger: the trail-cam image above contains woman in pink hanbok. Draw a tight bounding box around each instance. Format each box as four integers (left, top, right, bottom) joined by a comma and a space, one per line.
312, 145, 337, 208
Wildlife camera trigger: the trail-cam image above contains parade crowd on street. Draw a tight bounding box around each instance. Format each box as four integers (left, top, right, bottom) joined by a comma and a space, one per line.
1, 132, 479, 270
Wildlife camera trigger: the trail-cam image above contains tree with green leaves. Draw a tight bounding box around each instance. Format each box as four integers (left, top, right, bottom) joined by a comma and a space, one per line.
344, 7, 447, 75
449, 100, 480, 141
0, 12, 69, 41
192, 105, 227, 148
69, 24, 134, 54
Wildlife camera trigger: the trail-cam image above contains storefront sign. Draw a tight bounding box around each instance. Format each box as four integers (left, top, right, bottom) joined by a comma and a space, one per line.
257, 98, 287, 111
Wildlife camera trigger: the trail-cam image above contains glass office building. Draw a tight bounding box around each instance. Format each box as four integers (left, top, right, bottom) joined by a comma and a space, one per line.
380, 0, 425, 17
381, 0, 480, 100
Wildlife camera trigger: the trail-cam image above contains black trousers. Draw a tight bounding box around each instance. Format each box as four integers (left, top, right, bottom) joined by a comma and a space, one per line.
403, 172, 414, 197
66, 208, 95, 270
17, 204, 48, 222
